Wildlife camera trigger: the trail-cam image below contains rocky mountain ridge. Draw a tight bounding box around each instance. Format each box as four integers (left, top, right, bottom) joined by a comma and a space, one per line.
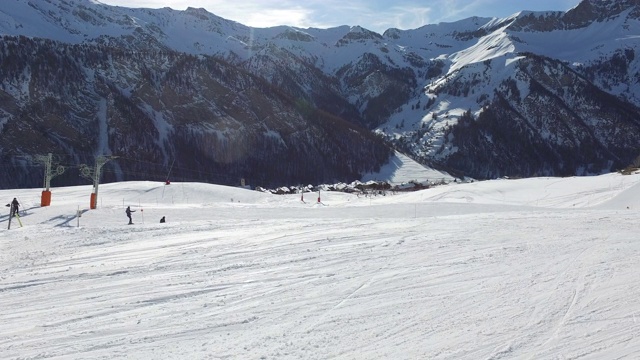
0, 0, 639, 188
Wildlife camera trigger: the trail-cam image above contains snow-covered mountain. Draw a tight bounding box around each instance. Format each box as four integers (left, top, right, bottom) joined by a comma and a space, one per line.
1, 0, 639, 188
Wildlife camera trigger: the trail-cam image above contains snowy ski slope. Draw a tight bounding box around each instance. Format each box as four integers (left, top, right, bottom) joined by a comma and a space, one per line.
1, 172, 640, 359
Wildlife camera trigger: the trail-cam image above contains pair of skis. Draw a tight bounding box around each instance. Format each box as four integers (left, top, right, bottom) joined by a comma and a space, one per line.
13, 212, 22, 227
7, 210, 22, 229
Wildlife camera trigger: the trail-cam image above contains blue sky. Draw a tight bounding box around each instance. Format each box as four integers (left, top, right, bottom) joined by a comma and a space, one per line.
99, 0, 582, 33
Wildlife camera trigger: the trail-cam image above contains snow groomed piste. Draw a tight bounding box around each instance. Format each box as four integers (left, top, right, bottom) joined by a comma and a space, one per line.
1, 172, 640, 359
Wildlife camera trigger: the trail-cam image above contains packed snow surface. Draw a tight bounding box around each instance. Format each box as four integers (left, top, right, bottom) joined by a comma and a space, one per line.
2, 172, 640, 359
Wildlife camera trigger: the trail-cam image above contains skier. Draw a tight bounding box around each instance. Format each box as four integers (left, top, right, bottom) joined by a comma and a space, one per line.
125, 206, 135, 225
11, 198, 19, 216
160, 216, 166, 223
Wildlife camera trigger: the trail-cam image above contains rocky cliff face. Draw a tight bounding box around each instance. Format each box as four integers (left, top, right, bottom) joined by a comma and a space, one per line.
0, 37, 390, 188
0, 0, 639, 188
439, 54, 640, 178
382, 0, 640, 178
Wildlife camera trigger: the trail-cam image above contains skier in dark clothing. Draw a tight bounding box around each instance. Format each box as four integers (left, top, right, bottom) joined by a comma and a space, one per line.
160, 216, 166, 223
11, 198, 19, 216
125, 206, 135, 224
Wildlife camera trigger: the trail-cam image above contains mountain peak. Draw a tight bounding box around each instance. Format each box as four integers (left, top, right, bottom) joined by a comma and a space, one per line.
502, 0, 640, 32
1, 0, 640, 187
564, 0, 640, 28
335, 25, 382, 46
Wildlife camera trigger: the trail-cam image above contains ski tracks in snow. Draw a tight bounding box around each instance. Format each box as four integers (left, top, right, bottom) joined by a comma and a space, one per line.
301, 236, 401, 335
537, 243, 596, 350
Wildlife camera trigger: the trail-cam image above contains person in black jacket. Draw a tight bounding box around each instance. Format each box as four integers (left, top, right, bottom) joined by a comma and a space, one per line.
11, 198, 19, 216
125, 206, 135, 224
160, 216, 166, 223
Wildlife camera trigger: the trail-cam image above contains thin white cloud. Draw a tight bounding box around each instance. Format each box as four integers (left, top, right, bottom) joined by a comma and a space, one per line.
242, 8, 317, 29
437, 0, 493, 21
99, 0, 415, 32
299, 2, 435, 33
98, 0, 580, 33
385, 6, 433, 31
194, 1, 335, 29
